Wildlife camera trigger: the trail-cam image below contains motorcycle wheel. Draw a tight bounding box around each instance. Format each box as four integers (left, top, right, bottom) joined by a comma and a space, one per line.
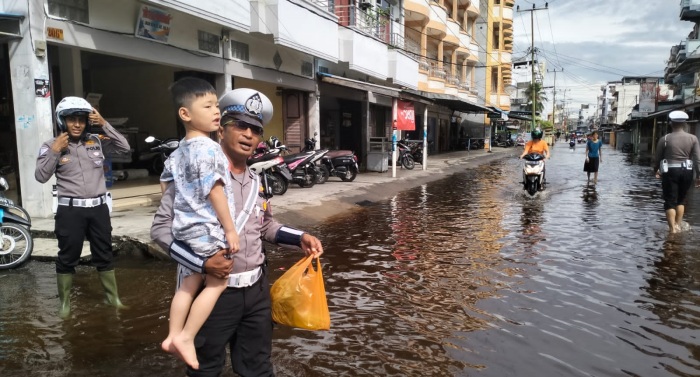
0, 223, 33, 270
316, 165, 330, 184
150, 156, 165, 175
269, 172, 288, 196
402, 155, 415, 170
298, 168, 317, 188
340, 166, 358, 182
527, 180, 538, 196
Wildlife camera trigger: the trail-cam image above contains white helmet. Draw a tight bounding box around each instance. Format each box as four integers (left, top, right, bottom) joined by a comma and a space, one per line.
219, 88, 273, 129
668, 110, 689, 123
55, 96, 93, 131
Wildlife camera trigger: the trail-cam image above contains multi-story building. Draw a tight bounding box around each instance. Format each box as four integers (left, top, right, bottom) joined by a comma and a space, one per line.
1, 0, 504, 217
668, 0, 700, 105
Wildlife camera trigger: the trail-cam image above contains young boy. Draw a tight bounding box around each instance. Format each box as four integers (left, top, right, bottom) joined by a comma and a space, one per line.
160, 78, 240, 370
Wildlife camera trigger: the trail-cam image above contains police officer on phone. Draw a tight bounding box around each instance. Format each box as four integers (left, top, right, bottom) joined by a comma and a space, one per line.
653, 110, 700, 233
35, 96, 130, 318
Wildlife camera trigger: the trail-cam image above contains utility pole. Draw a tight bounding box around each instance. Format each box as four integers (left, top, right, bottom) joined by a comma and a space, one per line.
517, 2, 548, 131
548, 67, 563, 129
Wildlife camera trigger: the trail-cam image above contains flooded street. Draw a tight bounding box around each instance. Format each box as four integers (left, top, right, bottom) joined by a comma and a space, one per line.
2, 142, 700, 376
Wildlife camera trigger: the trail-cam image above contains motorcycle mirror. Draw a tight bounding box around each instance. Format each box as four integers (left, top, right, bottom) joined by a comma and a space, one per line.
145, 136, 155, 143
0, 177, 8, 191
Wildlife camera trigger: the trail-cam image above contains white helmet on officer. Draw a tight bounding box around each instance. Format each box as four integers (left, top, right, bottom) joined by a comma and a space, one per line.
668, 110, 689, 123
218, 88, 273, 133
55, 96, 93, 132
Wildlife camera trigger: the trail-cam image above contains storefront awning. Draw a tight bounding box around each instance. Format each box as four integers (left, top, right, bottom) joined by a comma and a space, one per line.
318, 72, 400, 98
402, 89, 493, 113
0, 13, 24, 39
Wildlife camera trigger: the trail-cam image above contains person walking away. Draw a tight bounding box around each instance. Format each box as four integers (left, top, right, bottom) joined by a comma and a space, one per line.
151, 88, 324, 377
35, 96, 130, 319
584, 131, 603, 184
159, 78, 241, 370
653, 110, 700, 233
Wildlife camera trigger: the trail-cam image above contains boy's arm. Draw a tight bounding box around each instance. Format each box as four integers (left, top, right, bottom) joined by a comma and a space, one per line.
209, 181, 239, 252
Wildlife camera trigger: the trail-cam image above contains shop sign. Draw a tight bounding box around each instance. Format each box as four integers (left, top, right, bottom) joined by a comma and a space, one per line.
396, 100, 415, 131
135, 5, 172, 43
47, 27, 64, 40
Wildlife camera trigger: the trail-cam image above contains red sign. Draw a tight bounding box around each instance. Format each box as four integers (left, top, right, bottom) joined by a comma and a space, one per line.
396, 100, 415, 131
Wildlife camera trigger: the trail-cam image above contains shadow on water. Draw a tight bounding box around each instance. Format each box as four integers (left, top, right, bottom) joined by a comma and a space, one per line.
2, 143, 700, 376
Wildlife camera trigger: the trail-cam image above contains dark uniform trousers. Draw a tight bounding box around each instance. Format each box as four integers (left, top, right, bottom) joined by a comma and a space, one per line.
54, 202, 113, 274
662, 168, 695, 211
188, 271, 274, 377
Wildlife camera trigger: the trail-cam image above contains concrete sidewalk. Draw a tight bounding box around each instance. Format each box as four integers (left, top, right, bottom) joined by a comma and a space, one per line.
30, 147, 515, 261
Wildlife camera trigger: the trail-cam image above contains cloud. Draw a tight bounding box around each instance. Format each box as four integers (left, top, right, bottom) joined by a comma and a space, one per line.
512, 0, 690, 116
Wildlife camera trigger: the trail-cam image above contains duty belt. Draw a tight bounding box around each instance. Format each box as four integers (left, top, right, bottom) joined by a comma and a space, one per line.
227, 266, 262, 288
57, 194, 107, 208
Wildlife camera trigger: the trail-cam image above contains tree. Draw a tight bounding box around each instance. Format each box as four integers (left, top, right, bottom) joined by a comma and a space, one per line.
524, 82, 548, 115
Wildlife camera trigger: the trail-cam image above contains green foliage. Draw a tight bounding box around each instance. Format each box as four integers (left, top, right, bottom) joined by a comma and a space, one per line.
524, 82, 548, 114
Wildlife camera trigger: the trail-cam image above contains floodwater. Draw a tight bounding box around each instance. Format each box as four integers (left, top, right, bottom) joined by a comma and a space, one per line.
2, 142, 700, 376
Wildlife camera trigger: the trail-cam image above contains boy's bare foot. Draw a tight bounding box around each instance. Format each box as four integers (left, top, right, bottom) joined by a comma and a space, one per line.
161, 337, 184, 361
173, 334, 199, 370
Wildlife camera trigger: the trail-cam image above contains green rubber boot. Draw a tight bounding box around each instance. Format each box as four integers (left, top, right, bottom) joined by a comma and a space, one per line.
57, 273, 73, 319
98, 270, 126, 309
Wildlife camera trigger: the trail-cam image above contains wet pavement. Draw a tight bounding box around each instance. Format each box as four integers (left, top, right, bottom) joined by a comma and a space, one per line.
2, 142, 700, 376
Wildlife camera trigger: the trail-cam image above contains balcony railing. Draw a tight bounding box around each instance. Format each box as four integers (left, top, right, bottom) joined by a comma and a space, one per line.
390, 33, 421, 55
419, 57, 430, 71
428, 65, 447, 80
335, 4, 391, 43
446, 73, 460, 86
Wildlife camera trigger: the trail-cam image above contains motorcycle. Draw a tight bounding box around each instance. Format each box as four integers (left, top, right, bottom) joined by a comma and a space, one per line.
398, 139, 426, 165
522, 153, 546, 196
0, 176, 33, 269
144, 136, 180, 175
303, 133, 359, 182
569, 139, 576, 150
388, 140, 415, 170
268, 137, 320, 188
247, 142, 293, 196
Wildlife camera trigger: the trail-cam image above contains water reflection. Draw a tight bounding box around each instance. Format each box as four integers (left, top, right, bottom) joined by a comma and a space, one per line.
3, 144, 700, 376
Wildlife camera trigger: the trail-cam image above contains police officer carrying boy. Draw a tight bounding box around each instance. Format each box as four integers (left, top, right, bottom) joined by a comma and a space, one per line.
35, 96, 130, 318
151, 88, 323, 376
653, 110, 700, 233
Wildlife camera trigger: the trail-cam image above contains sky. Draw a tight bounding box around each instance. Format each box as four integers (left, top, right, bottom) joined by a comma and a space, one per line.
511, 0, 690, 121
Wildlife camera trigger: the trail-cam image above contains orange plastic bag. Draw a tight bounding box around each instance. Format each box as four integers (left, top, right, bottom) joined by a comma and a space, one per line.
270, 256, 330, 330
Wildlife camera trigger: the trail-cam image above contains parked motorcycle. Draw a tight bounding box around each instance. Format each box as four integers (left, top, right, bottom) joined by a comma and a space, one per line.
268, 137, 320, 188
398, 139, 426, 165
303, 133, 359, 182
0, 176, 33, 270
247, 142, 293, 196
522, 153, 546, 196
144, 136, 180, 174
388, 140, 415, 170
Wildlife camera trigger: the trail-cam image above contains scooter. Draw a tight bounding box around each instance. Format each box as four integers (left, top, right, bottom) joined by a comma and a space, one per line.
0, 176, 33, 270
247, 142, 293, 196
303, 133, 359, 182
388, 141, 415, 170
268, 137, 319, 188
522, 153, 546, 196
144, 136, 180, 175
398, 139, 426, 165
569, 139, 576, 150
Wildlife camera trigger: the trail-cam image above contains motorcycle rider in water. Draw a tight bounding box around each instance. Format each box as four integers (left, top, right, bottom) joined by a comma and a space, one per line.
519, 129, 550, 188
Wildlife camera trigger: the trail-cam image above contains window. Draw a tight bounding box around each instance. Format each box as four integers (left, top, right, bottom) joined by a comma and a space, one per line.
48, 0, 89, 23
301, 61, 313, 77
198, 31, 220, 54
492, 26, 500, 50
231, 40, 249, 61
491, 69, 498, 93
